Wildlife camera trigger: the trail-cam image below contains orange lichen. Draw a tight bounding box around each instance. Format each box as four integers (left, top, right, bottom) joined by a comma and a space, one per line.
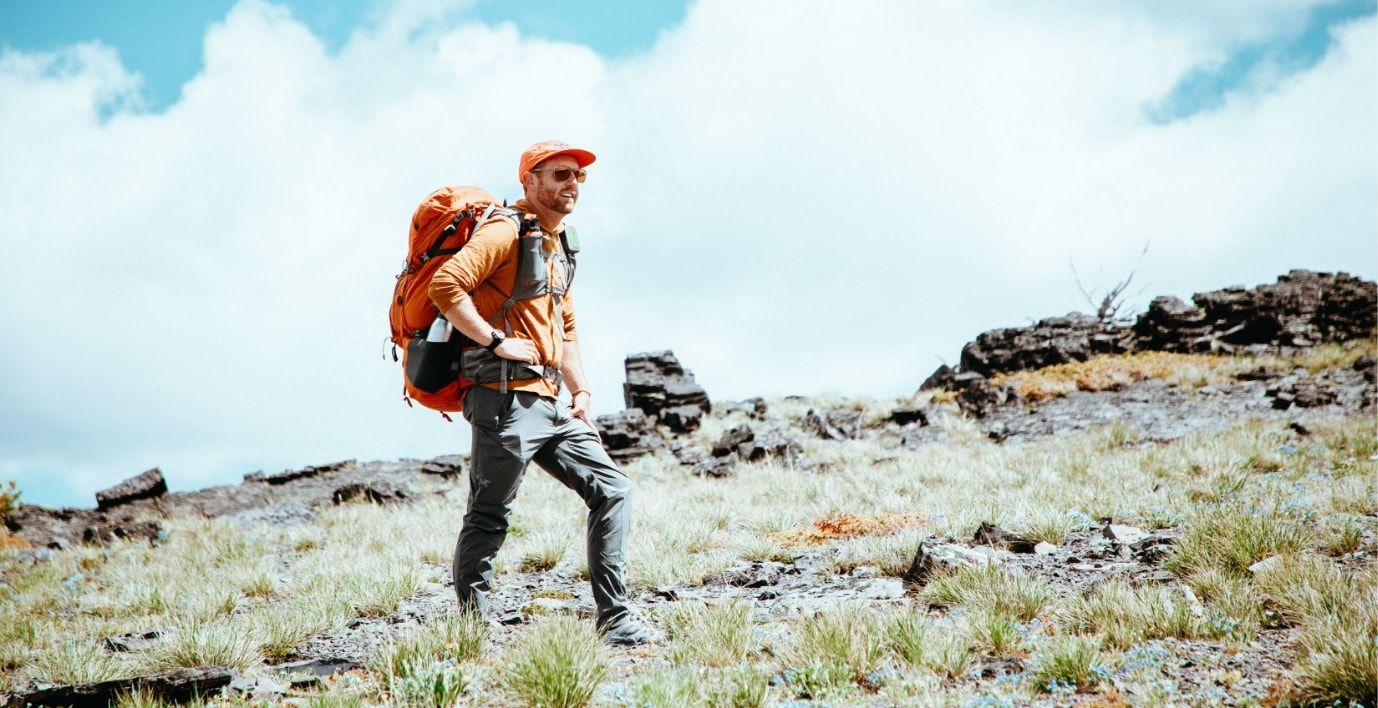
0, 531, 31, 551
770, 512, 926, 546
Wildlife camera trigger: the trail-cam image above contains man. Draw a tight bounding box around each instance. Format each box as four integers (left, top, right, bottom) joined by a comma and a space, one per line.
427, 140, 661, 645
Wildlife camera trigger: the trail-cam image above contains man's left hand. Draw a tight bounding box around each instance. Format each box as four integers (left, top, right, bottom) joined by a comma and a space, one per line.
570, 391, 600, 440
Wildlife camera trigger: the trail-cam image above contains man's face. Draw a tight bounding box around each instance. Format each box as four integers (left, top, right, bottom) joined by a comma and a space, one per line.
527, 156, 581, 215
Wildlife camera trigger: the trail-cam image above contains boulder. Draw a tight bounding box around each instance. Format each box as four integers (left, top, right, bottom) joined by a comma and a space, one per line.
1133, 296, 1212, 352
660, 404, 705, 433
904, 541, 1001, 586
888, 407, 929, 426
737, 436, 797, 463
951, 373, 1009, 418
332, 480, 412, 505
692, 453, 739, 478
973, 521, 1037, 553
712, 425, 755, 457
622, 350, 711, 419
803, 409, 849, 441
595, 409, 662, 463
959, 312, 1131, 377
95, 468, 167, 511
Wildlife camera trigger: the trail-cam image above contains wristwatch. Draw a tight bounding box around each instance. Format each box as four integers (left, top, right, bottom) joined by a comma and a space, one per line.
485, 330, 505, 353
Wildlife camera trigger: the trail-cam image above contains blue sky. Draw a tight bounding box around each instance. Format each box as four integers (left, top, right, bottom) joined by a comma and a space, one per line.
0, 0, 688, 110
1, 1, 1373, 508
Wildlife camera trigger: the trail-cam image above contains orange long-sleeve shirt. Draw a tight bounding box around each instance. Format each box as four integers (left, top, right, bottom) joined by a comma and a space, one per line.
427, 199, 576, 398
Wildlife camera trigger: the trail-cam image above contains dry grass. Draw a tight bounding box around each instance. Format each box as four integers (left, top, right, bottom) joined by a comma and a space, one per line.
990, 340, 1375, 401
769, 511, 926, 547
1, 377, 1373, 704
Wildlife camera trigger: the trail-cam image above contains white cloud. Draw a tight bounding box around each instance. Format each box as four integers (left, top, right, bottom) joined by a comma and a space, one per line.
0, 0, 1372, 506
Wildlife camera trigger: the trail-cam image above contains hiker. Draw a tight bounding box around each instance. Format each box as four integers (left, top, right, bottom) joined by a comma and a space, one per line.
427, 141, 661, 645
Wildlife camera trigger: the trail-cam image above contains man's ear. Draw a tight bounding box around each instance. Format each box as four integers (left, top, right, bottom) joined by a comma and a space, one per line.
520, 171, 535, 191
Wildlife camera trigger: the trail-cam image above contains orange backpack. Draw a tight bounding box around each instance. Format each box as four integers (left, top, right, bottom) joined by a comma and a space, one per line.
388, 186, 518, 415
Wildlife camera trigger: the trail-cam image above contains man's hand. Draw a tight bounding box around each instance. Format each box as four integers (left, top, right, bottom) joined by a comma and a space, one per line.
494, 337, 539, 364
570, 390, 600, 440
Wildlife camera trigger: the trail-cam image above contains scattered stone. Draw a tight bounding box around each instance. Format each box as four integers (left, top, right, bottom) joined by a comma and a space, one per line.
1034, 542, 1059, 555
21, 666, 237, 707
905, 541, 999, 586
271, 659, 359, 682
857, 578, 906, 600
94, 468, 167, 511
332, 480, 412, 505
702, 561, 785, 588
737, 436, 797, 464
1129, 533, 1179, 564
1268, 380, 1338, 409
82, 520, 162, 546
1248, 556, 1282, 574
595, 409, 662, 463
888, 407, 929, 426
973, 522, 1037, 553
803, 409, 849, 441
1103, 523, 1150, 546
1288, 421, 1312, 436
692, 453, 739, 478
670, 444, 706, 466
712, 425, 755, 457
745, 397, 769, 419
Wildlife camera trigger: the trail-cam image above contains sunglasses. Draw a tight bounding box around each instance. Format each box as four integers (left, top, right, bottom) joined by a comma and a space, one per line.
530, 166, 587, 183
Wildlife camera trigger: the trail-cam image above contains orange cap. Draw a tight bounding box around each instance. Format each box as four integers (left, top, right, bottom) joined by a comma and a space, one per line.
518, 140, 596, 183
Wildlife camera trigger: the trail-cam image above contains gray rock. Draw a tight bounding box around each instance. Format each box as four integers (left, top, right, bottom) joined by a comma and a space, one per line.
595, 408, 662, 463
1034, 542, 1059, 555
919, 363, 956, 391
622, 350, 711, 418
692, 453, 739, 478
888, 407, 929, 426
660, 404, 705, 433
21, 666, 238, 706
1248, 556, 1282, 574
1103, 524, 1150, 546
905, 541, 1000, 586
960, 312, 1131, 378
82, 520, 162, 546
712, 425, 755, 457
332, 480, 412, 505
95, 468, 167, 511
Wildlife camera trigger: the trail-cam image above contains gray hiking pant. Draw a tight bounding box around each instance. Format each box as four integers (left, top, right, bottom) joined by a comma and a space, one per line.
453, 385, 633, 629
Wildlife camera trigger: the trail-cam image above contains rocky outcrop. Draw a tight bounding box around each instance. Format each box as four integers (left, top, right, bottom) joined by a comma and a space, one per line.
599, 350, 712, 461
1134, 270, 1377, 352
622, 351, 711, 422
19, 666, 237, 707
960, 313, 1131, 378
94, 468, 167, 511
926, 271, 1376, 418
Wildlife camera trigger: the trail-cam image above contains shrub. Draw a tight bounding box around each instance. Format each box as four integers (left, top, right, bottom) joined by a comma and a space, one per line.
502, 617, 608, 708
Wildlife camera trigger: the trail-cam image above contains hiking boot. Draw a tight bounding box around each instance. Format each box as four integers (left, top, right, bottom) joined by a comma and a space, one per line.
600, 618, 665, 646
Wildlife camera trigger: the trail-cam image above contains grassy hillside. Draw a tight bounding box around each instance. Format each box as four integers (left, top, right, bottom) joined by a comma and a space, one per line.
1, 347, 1374, 706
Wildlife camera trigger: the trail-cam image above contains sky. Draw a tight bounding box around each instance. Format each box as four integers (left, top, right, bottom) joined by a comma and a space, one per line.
1, 0, 1374, 508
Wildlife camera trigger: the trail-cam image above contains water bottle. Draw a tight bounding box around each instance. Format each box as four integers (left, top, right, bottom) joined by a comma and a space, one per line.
425, 315, 453, 342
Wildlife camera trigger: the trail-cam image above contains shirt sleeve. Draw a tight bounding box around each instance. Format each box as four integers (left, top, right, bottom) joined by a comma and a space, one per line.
428, 218, 518, 313
561, 290, 578, 342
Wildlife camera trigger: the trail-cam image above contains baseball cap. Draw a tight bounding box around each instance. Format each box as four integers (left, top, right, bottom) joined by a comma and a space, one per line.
518, 140, 597, 183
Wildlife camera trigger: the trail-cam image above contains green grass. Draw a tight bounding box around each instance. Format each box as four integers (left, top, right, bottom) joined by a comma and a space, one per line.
921, 564, 1051, 622
660, 602, 758, 667
501, 617, 607, 708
